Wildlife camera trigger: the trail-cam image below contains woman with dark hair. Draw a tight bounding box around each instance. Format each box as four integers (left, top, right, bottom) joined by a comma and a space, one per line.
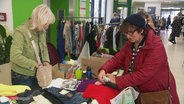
98, 14, 179, 104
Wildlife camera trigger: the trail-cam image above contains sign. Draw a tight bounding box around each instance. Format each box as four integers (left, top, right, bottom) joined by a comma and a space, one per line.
0, 13, 6, 21
147, 7, 156, 15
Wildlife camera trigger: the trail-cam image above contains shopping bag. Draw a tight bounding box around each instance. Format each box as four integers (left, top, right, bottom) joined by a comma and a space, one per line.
110, 87, 139, 104
36, 65, 52, 88
139, 90, 172, 104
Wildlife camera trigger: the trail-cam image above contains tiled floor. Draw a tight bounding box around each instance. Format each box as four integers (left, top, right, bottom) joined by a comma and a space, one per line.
160, 29, 184, 104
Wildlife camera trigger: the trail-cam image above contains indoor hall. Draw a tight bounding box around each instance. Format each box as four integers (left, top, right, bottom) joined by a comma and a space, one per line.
160, 29, 184, 103
0, 0, 184, 104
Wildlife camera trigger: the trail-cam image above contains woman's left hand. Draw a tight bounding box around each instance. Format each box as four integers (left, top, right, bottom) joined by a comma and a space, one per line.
106, 73, 116, 84
43, 61, 51, 66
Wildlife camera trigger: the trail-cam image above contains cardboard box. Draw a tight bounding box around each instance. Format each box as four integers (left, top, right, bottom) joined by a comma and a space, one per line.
52, 63, 75, 79
0, 63, 12, 85
81, 56, 109, 78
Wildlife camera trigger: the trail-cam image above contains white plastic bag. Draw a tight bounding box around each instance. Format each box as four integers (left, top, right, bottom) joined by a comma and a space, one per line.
110, 87, 139, 104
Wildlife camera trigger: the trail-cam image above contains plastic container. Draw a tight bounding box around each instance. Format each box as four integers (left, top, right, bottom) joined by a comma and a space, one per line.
75, 69, 83, 80
86, 67, 92, 79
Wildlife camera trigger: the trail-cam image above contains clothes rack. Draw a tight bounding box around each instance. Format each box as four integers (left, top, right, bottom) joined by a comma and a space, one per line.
99, 22, 120, 26
62, 16, 101, 19
61, 16, 103, 24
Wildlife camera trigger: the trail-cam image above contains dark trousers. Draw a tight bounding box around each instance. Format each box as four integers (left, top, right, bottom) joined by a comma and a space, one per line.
11, 70, 41, 90
169, 34, 176, 44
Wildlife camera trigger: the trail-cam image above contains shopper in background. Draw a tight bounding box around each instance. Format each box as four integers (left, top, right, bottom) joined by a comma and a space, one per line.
178, 12, 184, 38
137, 10, 157, 33
166, 15, 171, 30
98, 14, 179, 104
110, 12, 120, 24
169, 15, 181, 44
10, 4, 55, 89
160, 17, 167, 30
181, 16, 184, 38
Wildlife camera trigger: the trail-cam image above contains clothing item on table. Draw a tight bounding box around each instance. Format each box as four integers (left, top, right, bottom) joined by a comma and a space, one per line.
0, 84, 31, 96
76, 79, 97, 92
83, 84, 120, 104
46, 87, 91, 104
17, 88, 63, 104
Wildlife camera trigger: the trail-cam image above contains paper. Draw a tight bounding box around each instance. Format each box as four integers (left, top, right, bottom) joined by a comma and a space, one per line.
59, 89, 69, 95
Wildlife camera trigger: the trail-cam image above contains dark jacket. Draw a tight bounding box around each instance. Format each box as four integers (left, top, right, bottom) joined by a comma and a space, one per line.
99, 29, 179, 104
171, 18, 181, 37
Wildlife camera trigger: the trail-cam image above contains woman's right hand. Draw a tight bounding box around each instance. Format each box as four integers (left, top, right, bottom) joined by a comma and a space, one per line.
98, 69, 106, 84
35, 63, 42, 69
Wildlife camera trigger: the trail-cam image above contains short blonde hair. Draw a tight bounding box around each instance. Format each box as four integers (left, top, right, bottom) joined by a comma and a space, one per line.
30, 4, 55, 31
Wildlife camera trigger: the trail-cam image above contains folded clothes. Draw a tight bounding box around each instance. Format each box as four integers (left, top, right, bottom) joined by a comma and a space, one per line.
83, 84, 120, 104
0, 84, 31, 96
76, 79, 97, 92
46, 87, 91, 104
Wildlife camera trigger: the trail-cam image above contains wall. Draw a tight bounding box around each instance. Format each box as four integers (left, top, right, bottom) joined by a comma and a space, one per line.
50, 0, 69, 47
0, 0, 13, 31
132, 2, 145, 13
1, 0, 100, 47
1, 0, 87, 47
12, 0, 43, 29
11, 0, 69, 47
132, 2, 161, 17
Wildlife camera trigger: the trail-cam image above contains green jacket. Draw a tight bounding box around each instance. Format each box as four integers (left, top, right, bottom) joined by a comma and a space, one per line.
10, 20, 50, 76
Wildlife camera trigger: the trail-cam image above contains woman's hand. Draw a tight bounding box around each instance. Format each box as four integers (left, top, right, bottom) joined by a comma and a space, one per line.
35, 63, 42, 69
98, 69, 106, 84
35, 61, 51, 69
106, 73, 116, 84
43, 61, 51, 66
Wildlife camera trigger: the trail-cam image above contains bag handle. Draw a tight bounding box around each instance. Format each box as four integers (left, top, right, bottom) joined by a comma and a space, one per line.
168, 65, 171, 92
167, 65, 172, 104
27, 30, 42, 65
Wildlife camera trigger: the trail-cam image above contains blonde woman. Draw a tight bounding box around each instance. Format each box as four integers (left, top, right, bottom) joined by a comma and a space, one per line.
10, 4, 55, 89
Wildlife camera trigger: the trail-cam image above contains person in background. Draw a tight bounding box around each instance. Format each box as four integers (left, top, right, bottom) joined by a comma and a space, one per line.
98, 14, 179, 104
10, 4, 55, 89
178, 12, 184, 38
110, 12, 120, 24
181, 15, 184, 38
166, 15, 171, 30
137, 10, 156, 33
169, 15, 181, 44
160, 17, 166, 30
147, 15, 157, 30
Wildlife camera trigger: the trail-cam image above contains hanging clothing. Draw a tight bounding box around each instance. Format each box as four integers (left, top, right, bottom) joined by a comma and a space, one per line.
86, 25, 98, 55
63, 21, 72, 53
57, 22, 65, 64
47, 42, 61, 66
103, 26, 114, 55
